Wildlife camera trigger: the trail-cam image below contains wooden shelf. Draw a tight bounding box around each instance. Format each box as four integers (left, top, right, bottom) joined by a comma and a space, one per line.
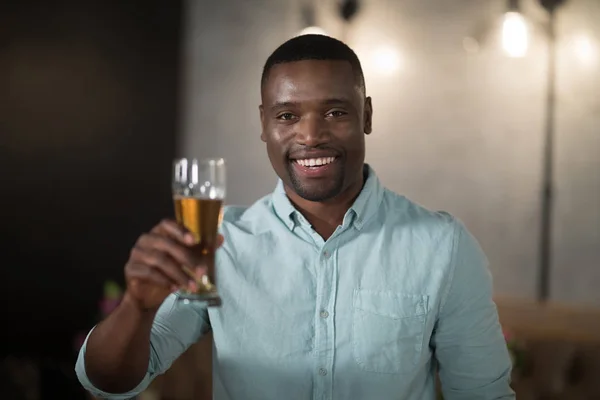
495, 297, 600, 344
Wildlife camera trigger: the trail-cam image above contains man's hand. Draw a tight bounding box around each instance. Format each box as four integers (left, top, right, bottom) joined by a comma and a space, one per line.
124, 219, 224, 311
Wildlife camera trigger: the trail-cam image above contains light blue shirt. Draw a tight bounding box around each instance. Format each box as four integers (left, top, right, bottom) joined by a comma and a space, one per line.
76, 166, 514, 400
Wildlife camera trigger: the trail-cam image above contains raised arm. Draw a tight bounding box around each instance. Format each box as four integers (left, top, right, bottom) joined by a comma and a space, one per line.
76, 294, 210, 399
75, 219, 217, 399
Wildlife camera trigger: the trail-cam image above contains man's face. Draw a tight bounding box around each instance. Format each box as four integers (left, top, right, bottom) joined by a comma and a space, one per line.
260, 60, 372, 202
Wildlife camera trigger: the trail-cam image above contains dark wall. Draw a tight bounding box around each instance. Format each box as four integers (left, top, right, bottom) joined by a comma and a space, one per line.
0, 1, 183, 358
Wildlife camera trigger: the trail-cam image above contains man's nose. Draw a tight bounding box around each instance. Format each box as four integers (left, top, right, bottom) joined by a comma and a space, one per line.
295, 115, 329, 147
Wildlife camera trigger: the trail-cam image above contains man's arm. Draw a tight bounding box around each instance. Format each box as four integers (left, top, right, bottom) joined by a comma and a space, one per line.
74, 218, 219, 398
431, 221, 515, 400
75, 294, 210, 400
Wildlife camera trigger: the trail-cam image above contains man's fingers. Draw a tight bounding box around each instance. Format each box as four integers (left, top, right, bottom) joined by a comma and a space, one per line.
153, 219, 225, 248
132, 248, 190, 287
152, 219, 196, 245
127, 264, 173, 289
135, 234, 199, 267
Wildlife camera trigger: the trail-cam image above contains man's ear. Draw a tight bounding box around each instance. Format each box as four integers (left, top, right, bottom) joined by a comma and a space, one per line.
364, 97, 373, 135
259, 105, 266, 142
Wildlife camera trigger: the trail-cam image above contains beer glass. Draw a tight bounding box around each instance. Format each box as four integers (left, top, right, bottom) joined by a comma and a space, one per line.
172, 157, 225, 306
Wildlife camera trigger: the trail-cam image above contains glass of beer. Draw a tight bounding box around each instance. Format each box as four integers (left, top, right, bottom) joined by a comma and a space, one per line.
172, 157, 225, 306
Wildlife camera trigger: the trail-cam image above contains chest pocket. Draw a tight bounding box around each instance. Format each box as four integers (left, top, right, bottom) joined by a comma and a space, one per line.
352, 289, 429, 374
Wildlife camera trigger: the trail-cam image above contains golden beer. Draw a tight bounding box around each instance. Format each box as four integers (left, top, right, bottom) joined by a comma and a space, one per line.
172, 157, 225, 305
173, 196, 223, 296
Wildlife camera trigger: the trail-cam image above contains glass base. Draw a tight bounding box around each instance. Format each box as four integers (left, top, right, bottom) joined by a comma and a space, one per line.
176, 290, 222, 307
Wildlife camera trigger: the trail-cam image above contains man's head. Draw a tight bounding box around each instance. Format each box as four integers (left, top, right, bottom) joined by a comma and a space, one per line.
260, 34, 372, 203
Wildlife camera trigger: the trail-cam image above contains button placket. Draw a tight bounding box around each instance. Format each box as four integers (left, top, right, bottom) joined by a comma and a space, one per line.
313, 242, 336, 399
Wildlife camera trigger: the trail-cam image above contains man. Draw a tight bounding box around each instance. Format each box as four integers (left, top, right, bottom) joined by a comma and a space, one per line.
76, 34, 514, 400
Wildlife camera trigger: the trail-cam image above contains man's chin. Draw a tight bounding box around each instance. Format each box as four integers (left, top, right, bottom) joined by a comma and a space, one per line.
291, 182, 342, 202
285, 164, 345, 202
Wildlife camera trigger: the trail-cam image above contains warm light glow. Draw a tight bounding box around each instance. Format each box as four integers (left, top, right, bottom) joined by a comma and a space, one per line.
371, 46, 400, 75
297, 26, 328, 37
502, 12, 528, 58
572, 35, 597, 67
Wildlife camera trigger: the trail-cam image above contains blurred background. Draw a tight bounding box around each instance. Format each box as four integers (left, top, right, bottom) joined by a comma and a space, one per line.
1, 0, 598, 399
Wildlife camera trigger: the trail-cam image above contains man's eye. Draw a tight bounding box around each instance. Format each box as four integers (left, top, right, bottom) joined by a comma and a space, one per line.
277, 113, 296, 120
326, 110, 347, 117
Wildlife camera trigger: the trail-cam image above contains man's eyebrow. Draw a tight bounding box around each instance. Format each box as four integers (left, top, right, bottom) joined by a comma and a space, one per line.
270, 101, 298, 111
322, 98, 352, 105
269, 98, 352, 111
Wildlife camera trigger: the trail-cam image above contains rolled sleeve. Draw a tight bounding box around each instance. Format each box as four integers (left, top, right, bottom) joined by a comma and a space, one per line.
75, 293, 210, 399
432, 221, 515, 400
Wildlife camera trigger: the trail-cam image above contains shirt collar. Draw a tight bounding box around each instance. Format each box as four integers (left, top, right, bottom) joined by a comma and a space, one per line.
271, 164, 384, 231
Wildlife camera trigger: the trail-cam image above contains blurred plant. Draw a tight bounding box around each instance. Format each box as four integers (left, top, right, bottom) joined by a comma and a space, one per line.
73, 281, 124, 353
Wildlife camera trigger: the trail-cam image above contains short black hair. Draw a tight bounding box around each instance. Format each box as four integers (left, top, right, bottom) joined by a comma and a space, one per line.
261, 34, 366, 94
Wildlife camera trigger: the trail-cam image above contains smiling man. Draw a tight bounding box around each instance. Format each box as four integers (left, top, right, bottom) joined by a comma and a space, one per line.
76, 34, 515, 400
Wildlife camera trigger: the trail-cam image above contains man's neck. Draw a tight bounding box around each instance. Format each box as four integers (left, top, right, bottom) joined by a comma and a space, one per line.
285, 171, 366, 240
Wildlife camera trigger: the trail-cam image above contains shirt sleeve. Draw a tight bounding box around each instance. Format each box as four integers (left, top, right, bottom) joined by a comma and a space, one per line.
75, 293, 210, 399
432, 221, 515, 400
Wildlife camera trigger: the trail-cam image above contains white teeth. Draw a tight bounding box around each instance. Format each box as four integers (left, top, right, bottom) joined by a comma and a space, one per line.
296, 157, 336, 167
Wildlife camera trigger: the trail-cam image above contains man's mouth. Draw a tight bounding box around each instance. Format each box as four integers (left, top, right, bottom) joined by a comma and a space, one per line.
290, 156, 339, 178
293, 156, 337, 168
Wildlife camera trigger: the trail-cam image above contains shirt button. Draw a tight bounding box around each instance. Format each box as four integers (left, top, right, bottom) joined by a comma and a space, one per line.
318, 368, 327, 376
320, 310, 329, 318
322, 250, 330, 259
